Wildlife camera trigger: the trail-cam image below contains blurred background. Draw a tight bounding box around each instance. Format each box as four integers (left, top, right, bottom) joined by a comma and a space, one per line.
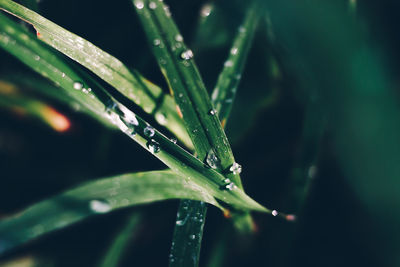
1, 0, 400, 266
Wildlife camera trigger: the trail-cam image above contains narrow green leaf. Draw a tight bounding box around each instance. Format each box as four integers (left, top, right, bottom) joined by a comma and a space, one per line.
0, 0, 192, 148
132, 0, 242, 187
0, 12, 112, 127
0, 169, 264, 256
0, 11, 267, 215
211, 4, 261, 126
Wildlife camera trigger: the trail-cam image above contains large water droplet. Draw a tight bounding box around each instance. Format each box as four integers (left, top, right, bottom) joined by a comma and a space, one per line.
180, 49, 194, 60
144, 126, 155, 137
73, 82, 83, 90
205, 149, 219, 169
272, 210, 278, 216
90, 200, 111, 213
229, 162, 242, 175
147, 139, 160, 153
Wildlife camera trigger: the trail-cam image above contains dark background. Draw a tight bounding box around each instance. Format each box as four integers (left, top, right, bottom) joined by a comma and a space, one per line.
1, 0, 400, 266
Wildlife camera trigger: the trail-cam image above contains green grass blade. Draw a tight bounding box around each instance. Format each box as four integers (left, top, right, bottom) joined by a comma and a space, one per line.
0, 169, 264, 256
0, 12, 113, 127
98, 213, 142, 267
0, 0, 192, 148
0, 11, 266, 214
132, 0, 242, 186
211, 4, 260, 126
168, 200, 207, 266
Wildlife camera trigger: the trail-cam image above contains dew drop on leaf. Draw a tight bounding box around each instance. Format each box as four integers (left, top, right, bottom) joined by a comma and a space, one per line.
225, 182, 236, 190
90, 200, 111, 213
149, 2, 157, 9
180, 49, 194, 60
205, 149, 219, 169
143, 126, 155, 137
175, 34, 183, 42
272, 210, 278, 216
209, 109, 217, 115
73, 82, 83, 90
134, 0, 144, 9
153, 39, 161, 46
147, 139, 160, 153
229, 162, 242, 175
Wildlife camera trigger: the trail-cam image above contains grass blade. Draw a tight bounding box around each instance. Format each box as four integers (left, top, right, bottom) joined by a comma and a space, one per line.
98, 214, 142, 267
0, 0, 192, 147
132, 0, 242, 187
0, 169, 264, 256
0, 12, 112, 127
131, 2, 261, 266
0, 11, 267, 214
211, 4, 261, 127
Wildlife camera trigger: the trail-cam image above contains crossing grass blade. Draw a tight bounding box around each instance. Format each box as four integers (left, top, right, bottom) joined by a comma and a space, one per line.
0, 169, 266, 256
0, 10, 267, 214
132, 0, 243, 186
131, 2, 265, 266
211, 4, 261, 127
0, 0, 192, 148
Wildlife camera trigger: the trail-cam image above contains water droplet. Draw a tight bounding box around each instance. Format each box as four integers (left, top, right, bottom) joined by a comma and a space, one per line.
176, 220, 184, 226
149, 2, 157, 9
224, 60, 233, 67
225, 182, 236, 190
189, 234, 196, 240
175, 34, 183, 42
205, 149, 219, 169
201, 4, 212, 17
223, 178, 231, 183
153, 39, 161, 46
180, 49, 194, 60
171, 138, 177, 144
82, 88, 89, 94
134, 0, 144, 9
147, 139, 160, 153
90, 200, 111, 213
229, 162, 242, 175
272, 210, 278, 216
61, 73, 66, 78
73, 82, 83, 90
143, 126, 155, 137
119, 105, 139, 126
230, 47, 238, 55
209, 109, 217, 115
34, 55, 40, 61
